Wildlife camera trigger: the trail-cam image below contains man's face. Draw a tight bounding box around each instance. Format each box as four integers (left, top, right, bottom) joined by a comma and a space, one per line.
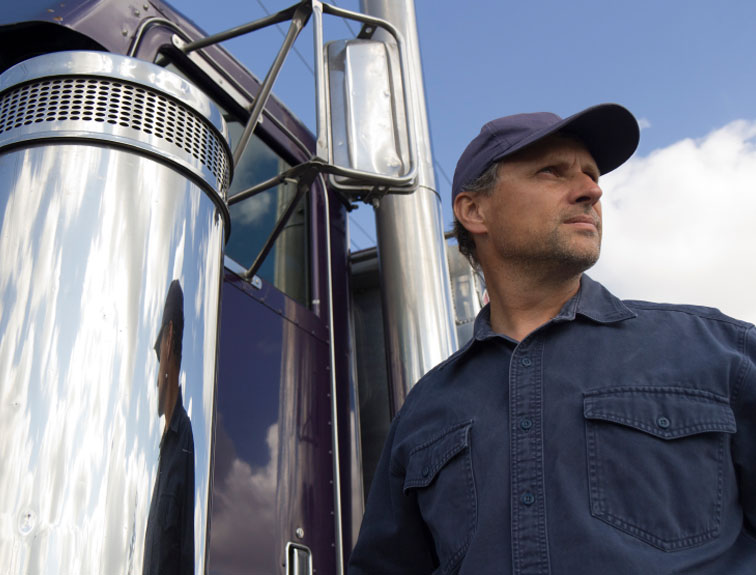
476, 135, 603, 276
155, 322, 171, 417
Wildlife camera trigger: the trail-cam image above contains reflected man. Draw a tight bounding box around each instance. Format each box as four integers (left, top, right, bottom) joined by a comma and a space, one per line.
144, 279, 195, 575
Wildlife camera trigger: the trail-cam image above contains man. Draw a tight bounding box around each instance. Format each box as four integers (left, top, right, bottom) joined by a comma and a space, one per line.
349, 104, 756, 574
144, 279, 195, 575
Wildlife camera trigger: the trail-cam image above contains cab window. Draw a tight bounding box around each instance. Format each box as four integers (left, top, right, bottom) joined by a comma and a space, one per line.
225, 123, 309, 308
162, 61, 310, 308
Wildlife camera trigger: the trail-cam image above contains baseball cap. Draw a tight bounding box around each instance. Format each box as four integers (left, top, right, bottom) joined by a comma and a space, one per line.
154, 279, 184, 362
451, 104, 640, 201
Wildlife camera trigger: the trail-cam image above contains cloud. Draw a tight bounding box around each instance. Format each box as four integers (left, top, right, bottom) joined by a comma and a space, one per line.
637, 117, 652, 130
232, 191, 273, 226
592, 119, 756, 324
207, 421, 279, 572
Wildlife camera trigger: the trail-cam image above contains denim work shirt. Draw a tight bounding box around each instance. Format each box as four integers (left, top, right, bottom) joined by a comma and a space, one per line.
143, 391, 195, 575
349, 276, 756, 575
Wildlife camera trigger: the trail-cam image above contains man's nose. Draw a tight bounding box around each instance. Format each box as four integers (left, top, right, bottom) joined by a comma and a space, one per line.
572, 173, 603, 205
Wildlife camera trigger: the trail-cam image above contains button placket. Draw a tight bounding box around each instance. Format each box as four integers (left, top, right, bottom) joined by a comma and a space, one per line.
509, 336, 550, 573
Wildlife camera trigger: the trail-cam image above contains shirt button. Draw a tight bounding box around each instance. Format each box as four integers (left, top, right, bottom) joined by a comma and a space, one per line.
520, 418, 533, 431
657, 416, 671, 429
521, 493, 535, 506
520, 357, 532, 367
422, 466, 430, 478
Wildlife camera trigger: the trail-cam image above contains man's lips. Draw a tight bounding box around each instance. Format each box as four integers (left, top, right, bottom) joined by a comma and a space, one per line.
564, 215, 600, 229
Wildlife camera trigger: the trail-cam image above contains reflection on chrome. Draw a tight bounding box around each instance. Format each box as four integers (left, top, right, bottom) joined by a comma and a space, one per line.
0, 145, 223, 572
0, 50, 228, 574
144, 280, 195, 574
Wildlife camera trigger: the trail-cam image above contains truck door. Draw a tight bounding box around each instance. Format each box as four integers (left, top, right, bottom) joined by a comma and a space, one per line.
153, 43, 341, 575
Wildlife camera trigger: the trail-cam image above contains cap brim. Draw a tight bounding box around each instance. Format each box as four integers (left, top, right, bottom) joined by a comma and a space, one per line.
535, 104, 639, 175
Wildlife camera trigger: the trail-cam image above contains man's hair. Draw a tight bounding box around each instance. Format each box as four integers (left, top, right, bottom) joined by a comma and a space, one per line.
453, 160, 499, 269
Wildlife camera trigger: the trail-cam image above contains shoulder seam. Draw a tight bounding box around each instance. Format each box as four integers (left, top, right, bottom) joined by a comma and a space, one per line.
623, 300, 752, 327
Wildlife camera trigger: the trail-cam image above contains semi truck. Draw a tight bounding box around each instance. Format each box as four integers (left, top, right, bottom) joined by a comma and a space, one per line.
0, 1, 484, 573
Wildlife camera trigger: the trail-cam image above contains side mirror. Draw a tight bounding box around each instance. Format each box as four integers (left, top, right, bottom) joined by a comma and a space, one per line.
324, 38, 414, 193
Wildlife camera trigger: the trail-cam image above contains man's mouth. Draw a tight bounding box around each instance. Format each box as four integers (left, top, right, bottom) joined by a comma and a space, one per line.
564, 214, 599, 230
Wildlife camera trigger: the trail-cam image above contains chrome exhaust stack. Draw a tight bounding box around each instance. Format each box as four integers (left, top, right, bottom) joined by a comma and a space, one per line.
0, 51, 230, 573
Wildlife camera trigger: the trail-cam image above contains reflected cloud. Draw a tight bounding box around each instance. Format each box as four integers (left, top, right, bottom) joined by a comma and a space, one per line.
209, 421, 279, 573
0, 143, 223, 572
233, 193, 273, 226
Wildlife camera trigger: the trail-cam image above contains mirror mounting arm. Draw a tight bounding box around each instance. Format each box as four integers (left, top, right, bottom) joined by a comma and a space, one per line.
239, 161, 322, 281
231, 3, 313, 168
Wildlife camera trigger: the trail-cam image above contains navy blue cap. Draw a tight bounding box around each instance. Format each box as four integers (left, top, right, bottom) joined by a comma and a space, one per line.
154, 279, 184, 362
451, 104, 640, 201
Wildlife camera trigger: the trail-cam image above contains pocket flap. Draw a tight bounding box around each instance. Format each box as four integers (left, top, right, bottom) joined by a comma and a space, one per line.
583, 387, 736, 439
403, 420, 473, 493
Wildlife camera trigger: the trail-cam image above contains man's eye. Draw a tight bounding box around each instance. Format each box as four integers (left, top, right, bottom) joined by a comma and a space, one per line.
538, 166, 557, 175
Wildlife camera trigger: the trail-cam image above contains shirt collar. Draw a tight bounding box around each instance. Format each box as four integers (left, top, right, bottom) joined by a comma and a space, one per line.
161, 388, 184, 448
470, 274, 636, 345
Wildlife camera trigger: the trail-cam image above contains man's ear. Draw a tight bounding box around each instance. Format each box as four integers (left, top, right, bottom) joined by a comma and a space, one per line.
453, 192, 488, 236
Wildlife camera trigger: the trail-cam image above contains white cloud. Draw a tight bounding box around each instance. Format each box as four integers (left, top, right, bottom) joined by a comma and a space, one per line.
592, 119, 756, 325
208, 422, 279, 571
637, 117, 652, 130
233, 192, 273, 225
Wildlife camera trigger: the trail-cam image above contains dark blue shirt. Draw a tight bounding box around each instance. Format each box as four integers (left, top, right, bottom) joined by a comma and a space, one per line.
144, 390, 195, 575
349, 276, 756, 575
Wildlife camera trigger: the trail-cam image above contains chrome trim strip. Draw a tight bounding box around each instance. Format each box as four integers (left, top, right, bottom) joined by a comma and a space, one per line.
320, 173, 344, 575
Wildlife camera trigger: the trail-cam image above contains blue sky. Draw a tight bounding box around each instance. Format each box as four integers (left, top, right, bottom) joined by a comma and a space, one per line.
177, 0, 756, 322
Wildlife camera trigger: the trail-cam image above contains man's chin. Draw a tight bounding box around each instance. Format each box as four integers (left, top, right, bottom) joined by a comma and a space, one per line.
550, 247, 600, 277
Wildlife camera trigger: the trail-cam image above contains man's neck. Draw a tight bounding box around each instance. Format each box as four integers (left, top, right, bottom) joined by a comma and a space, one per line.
485, 267, 582, 341
162, 379, 179, 436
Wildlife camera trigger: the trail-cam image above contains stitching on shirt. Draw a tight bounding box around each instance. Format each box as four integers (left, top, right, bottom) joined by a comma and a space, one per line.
404, 422, 473, 489
731, 324, 752, 406
623, 300, 751, 327
440, 438, 477, 575
408, 420, 473, 456
584, 413, 735, 438
586, 423, 727, 550
584, 386, 730, 403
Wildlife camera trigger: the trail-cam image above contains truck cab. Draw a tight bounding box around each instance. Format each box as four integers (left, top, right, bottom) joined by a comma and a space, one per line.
0, 2, 483, 573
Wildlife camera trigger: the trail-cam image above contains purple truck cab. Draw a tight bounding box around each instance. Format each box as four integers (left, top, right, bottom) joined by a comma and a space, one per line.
0, 1, 478, 573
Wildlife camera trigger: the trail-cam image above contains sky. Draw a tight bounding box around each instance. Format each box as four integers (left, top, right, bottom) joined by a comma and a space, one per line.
176, 0, 756, 324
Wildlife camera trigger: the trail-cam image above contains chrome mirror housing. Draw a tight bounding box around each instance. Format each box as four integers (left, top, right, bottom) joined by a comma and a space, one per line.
324, 38, 412, 192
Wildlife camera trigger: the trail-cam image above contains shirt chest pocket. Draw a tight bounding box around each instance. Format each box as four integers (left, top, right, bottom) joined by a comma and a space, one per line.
583, 387, 736, 551
403, 420, 476, 575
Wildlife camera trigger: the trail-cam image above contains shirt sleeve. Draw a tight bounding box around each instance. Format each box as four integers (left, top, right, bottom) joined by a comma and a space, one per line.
348, 413, 438, 575
733, 325, 756, 537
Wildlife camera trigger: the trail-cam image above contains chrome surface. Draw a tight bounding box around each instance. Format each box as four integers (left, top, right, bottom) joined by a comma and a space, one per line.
0, 52, 228, 574
447, 245, 485, 345
362, 0, 457, 412
0, 51, 232, 199
326, 39, 408, 179
315, 0, 418, 194
128, 17, 187, 58
319, 173, 344, 575
285, 542, 314, 575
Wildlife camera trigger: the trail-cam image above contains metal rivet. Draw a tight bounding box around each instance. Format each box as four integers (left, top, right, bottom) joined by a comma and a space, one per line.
18, 510, 36, 535
295, 527, 304, 539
